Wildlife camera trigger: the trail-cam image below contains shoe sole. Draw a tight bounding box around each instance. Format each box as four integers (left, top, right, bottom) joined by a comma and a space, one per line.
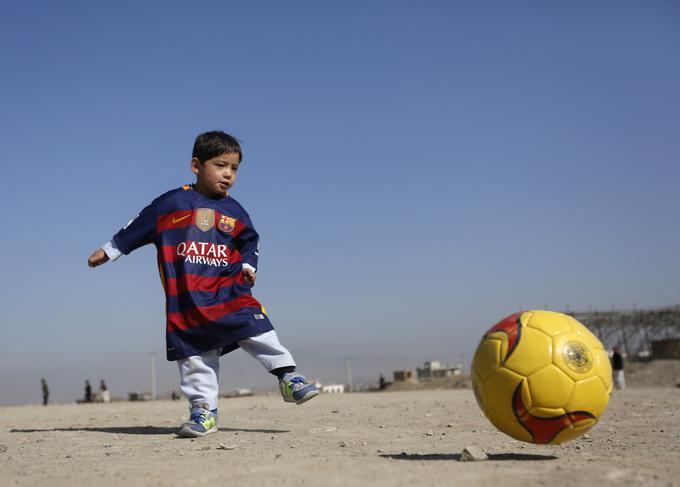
295, 388, 320, 405
177, 425, 218, 438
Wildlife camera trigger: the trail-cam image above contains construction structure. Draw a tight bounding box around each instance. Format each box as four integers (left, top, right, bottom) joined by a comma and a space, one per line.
573, 305, 680, 360
416, 361, 462, 381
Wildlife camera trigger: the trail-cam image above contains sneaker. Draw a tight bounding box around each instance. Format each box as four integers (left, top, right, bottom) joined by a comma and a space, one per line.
279, 372, 320, 404
177, 404, 218, 438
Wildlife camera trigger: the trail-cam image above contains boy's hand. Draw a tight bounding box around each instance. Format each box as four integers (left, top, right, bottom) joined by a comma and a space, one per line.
242, 267, 256, 286
88, 249, 109, 268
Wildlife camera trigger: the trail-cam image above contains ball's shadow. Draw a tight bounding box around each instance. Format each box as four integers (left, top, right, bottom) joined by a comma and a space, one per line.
381, 452, 557, 461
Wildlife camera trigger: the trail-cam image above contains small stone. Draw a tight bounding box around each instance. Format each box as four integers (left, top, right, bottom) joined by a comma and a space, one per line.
361, 441, 367, 447
459, 446, 488, 462
309, 426, 337, 434
447, 423, 454, 428
582, 434, 591, 440
217, 443, 237, 450
289, 444, 297, 449
331, 410, 340, 413
65, 455, 73, 459
0, 445, 8, 453
200, 445, 210, 451
377, 449, 384, 453
575, 445, 582, 450
275, 454, 282, 459
339, 441, 348, 447
426, 431, 434, 436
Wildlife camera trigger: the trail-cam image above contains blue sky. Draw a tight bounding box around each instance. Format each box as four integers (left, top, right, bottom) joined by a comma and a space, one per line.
1, 1, 679, 406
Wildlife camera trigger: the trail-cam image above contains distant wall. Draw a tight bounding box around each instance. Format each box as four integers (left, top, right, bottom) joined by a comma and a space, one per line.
652, 339, 680, 359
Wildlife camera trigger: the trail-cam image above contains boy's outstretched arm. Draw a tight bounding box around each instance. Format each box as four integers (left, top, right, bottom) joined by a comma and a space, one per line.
88, 248, 109, 268
88, 197, 157, 269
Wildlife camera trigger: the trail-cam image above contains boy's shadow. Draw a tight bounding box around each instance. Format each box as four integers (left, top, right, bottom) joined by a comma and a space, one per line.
381, 452, 557, 461
10, 426, 289, 435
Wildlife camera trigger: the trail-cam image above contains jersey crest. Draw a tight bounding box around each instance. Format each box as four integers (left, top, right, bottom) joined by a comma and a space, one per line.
195, 208, 215, 232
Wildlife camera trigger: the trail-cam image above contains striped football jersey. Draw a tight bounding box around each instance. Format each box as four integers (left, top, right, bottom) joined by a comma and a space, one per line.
111, 185, 274, 360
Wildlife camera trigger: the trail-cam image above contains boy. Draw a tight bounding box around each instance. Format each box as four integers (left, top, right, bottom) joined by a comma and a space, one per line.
88, 131, 318, 437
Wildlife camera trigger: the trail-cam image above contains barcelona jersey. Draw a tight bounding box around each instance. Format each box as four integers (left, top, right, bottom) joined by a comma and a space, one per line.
112, 185, 274, 360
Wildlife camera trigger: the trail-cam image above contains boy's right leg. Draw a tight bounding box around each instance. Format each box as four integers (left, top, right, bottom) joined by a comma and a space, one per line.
238, 330, 319, 405
176, 349, 220, 437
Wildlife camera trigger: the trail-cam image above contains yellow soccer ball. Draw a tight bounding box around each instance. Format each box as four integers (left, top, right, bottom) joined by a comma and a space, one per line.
471, 310, 612, 444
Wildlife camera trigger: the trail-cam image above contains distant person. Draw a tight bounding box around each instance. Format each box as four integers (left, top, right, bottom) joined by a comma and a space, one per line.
84, 380, 92, 402
611, 346, 625, 390
87, 131, 319, 437
99, 380, 111, 403
41, 378, 49, 406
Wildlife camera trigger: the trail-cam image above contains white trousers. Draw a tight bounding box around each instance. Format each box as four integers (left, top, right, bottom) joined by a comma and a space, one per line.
613, 370, 626, 390
177, 330, 295, 410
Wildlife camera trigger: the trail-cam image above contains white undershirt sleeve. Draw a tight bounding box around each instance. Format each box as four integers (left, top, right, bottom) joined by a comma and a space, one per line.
103, 240, 123, 261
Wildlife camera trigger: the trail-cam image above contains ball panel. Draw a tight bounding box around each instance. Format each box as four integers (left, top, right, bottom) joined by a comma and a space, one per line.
504, 326, 553, 377
471, 337, 503, 380
566, 316, 604, 349
528, 406, 566, 417
482, 366, 525, 422
471, 369, 487, 412
592, 349, 613, 393
486, 403, 533, 443
565, 375, 610, 419
527, 365, 574, 409
525, 310, 573, 336
483, 313, 522, 363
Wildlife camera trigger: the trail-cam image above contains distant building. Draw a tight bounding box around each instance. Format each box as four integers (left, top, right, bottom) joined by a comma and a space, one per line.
416, 361, 462, 381
393, 369, 416, 382
652, 339, 680, 359
321, 384, 345, 394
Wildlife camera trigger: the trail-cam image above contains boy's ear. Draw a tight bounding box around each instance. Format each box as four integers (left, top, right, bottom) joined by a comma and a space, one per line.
190, 157, 201, 175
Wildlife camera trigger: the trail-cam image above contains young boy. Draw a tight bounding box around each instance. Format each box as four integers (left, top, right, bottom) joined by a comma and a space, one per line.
88, 131, 318, 437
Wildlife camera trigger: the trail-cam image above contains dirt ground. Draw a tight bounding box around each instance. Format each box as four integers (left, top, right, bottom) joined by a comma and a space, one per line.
1, 386, 679, 487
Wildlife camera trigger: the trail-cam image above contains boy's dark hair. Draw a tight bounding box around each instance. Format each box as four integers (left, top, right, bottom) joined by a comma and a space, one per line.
192, 131, 242, 163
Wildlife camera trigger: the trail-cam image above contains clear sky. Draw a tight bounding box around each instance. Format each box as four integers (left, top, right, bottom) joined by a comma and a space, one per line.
1, 1, 678, 406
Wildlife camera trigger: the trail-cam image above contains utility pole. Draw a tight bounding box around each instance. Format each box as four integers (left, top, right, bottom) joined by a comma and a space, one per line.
150, 353, 157, 400
345, 358, 353, 393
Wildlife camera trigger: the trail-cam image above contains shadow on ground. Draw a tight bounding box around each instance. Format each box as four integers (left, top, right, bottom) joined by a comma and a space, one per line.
10, 426, 289, 435
381, 452, 557, 461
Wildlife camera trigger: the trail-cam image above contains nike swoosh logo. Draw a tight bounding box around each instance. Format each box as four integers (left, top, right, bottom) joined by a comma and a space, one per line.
171, 214, 191, 224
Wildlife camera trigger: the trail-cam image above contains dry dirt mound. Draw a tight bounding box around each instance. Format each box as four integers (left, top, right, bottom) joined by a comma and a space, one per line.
625, 359, 680, 388
384, 375, 472, 391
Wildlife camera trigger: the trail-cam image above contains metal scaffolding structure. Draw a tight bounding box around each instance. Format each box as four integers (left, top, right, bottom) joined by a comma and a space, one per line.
573, 306, 680, 358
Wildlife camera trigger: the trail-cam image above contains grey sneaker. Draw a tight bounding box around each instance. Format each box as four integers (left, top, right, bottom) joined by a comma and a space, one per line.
279, 373, 320, 404
178, 404, 218, 438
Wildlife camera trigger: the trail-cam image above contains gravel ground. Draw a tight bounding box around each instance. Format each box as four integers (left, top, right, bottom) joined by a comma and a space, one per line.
1, 388, 679, 487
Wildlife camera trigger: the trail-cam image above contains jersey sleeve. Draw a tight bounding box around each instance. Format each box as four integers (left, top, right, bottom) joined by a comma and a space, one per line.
111, 200, 157, 255
234, 211, 259, 271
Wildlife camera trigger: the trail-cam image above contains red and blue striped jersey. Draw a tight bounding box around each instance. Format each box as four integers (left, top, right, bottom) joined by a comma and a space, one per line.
112, 185, 274, 360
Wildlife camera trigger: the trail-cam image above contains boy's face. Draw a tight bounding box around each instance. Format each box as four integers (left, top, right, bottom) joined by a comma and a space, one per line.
191, 152, 240, 198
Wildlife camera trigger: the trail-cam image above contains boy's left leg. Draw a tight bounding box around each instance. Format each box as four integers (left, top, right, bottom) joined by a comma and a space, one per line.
176, 350, 221, 437
238, 330, 319, 404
